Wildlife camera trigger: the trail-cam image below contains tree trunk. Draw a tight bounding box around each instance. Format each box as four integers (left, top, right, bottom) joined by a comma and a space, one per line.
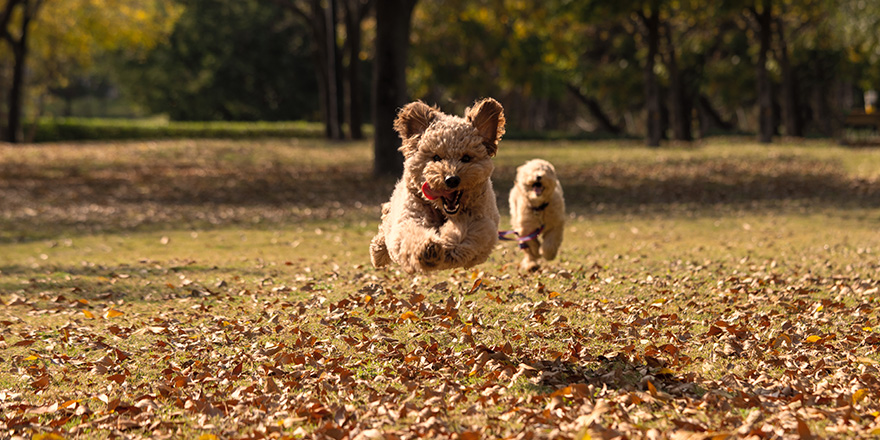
775, 17, 801, 137
372, 0, 416, 177
663, 23, 691, 141
5, 5, 32, 143
640, 5, 662, 147
341, 0, 369, 140
565, 83, 623, 134
754, 0, 774, 143
278, 0, 345, 140
324, 0, 342, 139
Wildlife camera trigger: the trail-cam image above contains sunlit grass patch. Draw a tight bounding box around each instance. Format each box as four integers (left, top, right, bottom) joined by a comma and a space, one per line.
1, 137, 879, 438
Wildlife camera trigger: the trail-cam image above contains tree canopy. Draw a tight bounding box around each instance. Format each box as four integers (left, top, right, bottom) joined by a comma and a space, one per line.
0, 0, 181, 140
3, 0, 880, 144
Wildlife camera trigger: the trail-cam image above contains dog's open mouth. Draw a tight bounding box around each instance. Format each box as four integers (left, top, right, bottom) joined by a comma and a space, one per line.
422, 182, 462, 215
531, 182, 544, 196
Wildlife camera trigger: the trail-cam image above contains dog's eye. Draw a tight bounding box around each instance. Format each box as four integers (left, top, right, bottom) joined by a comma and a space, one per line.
432, 155, 442, 162
461, 155, 471, 163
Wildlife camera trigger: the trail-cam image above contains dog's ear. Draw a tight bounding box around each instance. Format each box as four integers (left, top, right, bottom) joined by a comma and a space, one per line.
394, 101, 437, 156
466, 98, 505, 157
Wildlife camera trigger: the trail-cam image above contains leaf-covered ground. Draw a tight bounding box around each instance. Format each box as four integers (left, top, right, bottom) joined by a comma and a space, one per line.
1, 138, 879, 439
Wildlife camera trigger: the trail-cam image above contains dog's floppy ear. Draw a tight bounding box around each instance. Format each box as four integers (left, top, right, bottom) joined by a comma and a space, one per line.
394, 101, 437, 157
466, 98, 505, 157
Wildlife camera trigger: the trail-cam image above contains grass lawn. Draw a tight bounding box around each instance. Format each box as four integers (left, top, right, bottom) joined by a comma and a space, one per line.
1, 137, 879, 439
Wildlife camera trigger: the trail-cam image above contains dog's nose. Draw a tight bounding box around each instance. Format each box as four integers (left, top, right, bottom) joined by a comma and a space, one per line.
445, 175, 461, 188
536, 175, 542, 181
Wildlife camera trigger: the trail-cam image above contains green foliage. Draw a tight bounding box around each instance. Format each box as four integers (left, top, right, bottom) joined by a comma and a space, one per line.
32, 117, 330, 142
114, 0, 320, 121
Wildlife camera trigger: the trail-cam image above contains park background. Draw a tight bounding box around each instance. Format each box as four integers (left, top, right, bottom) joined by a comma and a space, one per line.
2, 1, 880, 439
2, 0, 880, 160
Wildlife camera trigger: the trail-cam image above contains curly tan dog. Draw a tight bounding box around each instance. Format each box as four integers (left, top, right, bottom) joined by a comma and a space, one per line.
370, 98, 506, 273
508, 159, 565, 271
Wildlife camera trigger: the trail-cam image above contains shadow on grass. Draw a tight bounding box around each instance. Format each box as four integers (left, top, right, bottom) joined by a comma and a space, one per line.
2, 151, 879, 243
0, 260, 314, 302
494, 156, 880, 215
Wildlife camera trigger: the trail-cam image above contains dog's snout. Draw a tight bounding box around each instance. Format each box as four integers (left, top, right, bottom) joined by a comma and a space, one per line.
445, 175, 461, 188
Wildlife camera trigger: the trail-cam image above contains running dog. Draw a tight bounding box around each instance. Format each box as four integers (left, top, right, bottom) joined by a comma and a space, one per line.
370, 98, 506, 273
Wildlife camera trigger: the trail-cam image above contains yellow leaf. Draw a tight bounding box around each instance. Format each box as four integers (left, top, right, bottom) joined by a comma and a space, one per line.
77, 299, 89, 305
656, 367, 675, 376
646, 380, 658, 397
362, 294, 372, 304
863, 327, 873, 332
82, 310, 95, 319
853, 389, 867, 404
814, 304, 824, 313
23, 354, 40, 361
197, 435, 219, 440
548, 291, 560, 299
399, 311, 418, 322
33, 434, 66, 440
104, 309, 124, 319
805, 335, 821, 343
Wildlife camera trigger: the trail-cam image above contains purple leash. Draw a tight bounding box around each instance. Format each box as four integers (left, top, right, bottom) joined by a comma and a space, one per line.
498, 225, 544, 249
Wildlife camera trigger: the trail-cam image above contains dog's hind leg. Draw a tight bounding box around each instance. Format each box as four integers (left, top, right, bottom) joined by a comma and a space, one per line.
370, 203, 393, 268
370, 233, 392, 268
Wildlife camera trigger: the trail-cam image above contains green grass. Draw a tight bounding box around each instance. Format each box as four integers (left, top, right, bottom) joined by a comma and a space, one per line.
32, 117, 341, 142
1, 138, 879, 439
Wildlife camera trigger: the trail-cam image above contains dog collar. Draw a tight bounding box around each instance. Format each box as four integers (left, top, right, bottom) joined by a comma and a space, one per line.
531, 202, 549, 212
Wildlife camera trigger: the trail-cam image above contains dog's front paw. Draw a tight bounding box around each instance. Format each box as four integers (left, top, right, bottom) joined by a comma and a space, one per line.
520, 253, 540, 272
419, 240, 444, 269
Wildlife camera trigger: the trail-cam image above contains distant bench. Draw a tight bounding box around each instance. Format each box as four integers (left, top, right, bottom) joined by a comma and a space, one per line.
841, 110, 880, 145
844, 110, 880, 131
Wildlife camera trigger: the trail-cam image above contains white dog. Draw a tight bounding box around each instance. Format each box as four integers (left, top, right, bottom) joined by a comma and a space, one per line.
507, 159, 565, 271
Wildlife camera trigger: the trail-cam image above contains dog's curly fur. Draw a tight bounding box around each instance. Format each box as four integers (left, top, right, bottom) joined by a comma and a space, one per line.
508, 159, 565, 271
370, 98, 505, 273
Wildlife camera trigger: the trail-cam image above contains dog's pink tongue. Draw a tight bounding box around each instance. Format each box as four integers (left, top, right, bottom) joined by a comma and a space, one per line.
422, 182, 453, 200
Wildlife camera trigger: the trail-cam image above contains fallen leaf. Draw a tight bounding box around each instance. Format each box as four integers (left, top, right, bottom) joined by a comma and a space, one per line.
104, 309, 124, 319
31, 375, 50, 390
468, 278, 483, 295
399, 311, 418, 322
33, 434, 66, 440
853, 389, 867, 405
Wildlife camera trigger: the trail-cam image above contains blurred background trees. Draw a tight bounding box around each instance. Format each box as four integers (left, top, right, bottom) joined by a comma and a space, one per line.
0, 0, 182, 142
2, 0, 879, 151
